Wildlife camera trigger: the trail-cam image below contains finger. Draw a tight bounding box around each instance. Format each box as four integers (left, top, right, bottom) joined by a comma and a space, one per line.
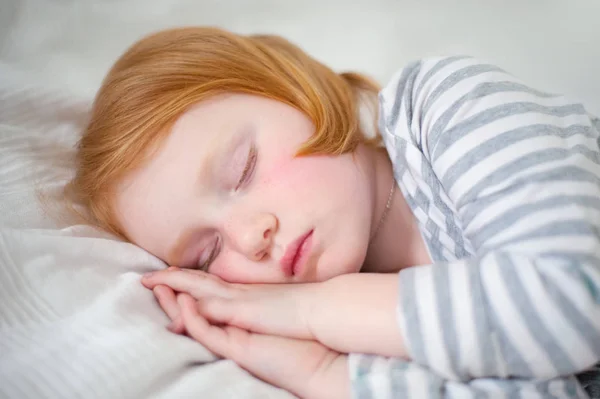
153, 285, 180, 320
153, 285, 186, 334
178, 293, 244, 359
181, 270, 249, 293
167, 316, 186, 335
169, 267, 224, 281
166, 266, 225, 283
143, 269, 232, 299
167, 318, 186, 335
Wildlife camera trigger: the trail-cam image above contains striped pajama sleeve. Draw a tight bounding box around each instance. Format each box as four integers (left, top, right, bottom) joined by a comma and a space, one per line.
350, 354, 589, 399
350, 57, 600, 398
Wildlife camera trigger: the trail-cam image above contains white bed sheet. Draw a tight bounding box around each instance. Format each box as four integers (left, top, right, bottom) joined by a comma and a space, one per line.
1, 1, 599, 398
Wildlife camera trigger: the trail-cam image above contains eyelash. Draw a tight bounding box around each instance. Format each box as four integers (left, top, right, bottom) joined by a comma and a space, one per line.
198, 146, 258, 271
236, 145, 257, 190
198, 236, 221, 272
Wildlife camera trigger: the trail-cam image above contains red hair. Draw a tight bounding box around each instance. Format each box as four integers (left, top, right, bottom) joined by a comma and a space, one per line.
68, 26, 381, 238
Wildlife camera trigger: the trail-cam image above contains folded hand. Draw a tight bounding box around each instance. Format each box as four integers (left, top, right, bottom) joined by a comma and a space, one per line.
151, 283, 349, 399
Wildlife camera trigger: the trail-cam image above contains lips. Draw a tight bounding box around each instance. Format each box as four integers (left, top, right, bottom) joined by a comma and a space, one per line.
280, 230, 313, 277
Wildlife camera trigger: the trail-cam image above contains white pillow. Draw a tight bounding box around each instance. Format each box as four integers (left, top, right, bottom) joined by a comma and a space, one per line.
0, 64, 292, 398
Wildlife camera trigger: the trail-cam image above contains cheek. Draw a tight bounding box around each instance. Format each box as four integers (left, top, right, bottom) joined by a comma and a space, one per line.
260, 148, 296, 180
211, 268, 243, 283
259, 155, 341, 194
209, 249, 252, 279
209, 254, 246, 283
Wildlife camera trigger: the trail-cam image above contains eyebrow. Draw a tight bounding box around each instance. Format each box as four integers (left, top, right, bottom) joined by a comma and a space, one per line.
166, 125, 254, 266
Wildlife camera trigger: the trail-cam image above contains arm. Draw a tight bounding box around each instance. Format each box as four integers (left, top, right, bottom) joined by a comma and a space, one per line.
378, 56, 600, 380
148, 284, 591, 399
349, 354, 590, 399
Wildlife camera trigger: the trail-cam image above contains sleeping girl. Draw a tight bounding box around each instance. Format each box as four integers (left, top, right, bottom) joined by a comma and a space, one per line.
69, 27, 600, 398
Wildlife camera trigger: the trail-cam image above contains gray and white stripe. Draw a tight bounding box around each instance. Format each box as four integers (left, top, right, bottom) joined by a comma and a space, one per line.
350, 56, 600, 398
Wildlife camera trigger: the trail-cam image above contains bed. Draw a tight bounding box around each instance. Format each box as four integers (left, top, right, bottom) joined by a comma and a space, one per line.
1, 0, 600, 397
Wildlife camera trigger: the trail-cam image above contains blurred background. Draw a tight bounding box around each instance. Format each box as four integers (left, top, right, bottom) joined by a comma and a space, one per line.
1, 0, 599, 113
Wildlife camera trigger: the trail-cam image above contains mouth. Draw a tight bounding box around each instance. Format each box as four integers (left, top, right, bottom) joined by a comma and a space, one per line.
280, 229, 314, 277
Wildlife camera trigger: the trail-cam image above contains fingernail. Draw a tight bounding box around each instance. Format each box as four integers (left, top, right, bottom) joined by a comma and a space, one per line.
167, 266, 180, 271
142, 272, 155, 280
166, 321, 176, 332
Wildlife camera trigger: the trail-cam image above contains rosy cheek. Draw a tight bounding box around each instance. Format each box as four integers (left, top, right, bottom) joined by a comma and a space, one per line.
256, 153, 288, 187
258, 153, 318, 191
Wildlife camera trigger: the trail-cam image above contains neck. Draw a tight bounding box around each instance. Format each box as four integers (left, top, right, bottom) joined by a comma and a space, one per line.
360, 145, 431, 273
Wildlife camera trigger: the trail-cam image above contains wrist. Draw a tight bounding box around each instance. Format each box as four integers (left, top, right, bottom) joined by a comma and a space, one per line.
318, 273, 408, 358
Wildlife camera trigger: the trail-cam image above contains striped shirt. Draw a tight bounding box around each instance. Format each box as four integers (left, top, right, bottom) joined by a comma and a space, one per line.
350, 56, 600, 398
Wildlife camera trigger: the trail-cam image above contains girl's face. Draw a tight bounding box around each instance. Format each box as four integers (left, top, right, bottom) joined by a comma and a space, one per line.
114, 93, 375, 283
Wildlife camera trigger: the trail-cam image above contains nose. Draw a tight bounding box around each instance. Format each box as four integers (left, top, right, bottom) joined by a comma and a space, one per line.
228, 212, 278, 261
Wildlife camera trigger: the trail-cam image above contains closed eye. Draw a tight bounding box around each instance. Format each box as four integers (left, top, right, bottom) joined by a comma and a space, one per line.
198, 236, 221, 272
235, 144, 257, 190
